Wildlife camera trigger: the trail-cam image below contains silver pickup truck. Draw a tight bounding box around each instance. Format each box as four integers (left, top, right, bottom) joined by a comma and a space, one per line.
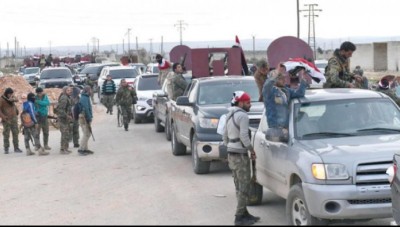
250, 88, 400, 225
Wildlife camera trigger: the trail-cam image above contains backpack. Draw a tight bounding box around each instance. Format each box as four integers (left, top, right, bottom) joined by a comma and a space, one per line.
21, 111, 34, 128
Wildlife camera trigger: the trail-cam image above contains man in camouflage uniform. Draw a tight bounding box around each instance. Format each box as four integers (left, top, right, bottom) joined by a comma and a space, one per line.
253, 60, 269, 102
169, 63, 188, 101
324, 41, 368, 89
0, 88, 23, 154
57, 86, 73, 154
115, 79, 136, 131
69, 85, 81, 148
223, 91, 260, 226
85, 73, 96, 104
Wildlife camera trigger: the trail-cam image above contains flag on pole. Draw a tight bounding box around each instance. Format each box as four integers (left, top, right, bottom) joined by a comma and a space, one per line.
283, 58, 326, 83
234, 35, 249, 75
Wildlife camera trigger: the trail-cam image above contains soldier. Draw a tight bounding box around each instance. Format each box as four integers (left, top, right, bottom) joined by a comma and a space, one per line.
85, 73, 96, 104
35, 87, 52, 150
115, 79, 136, 131
57, 86, 73, 154
375, 78, 400, 107
101, 74, 116, 114
324, 41, 369, 89
169, 63, 188, 101
21, 93, 49, 156
253, 60, 269, 102
70, 85, 81, 148
77, 86, 94, 156
0, 88, 23, 154
223, 91, 260, 226
155, 54, 171, 86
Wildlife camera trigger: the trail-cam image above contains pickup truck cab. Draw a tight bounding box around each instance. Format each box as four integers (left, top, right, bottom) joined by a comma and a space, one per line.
250, 88, 400, 225
171, 76, 263, 174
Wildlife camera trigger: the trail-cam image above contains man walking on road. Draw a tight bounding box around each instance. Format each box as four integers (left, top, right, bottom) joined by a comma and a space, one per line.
115, 79, 136, 131
77, 86, 94, 156
101, 75, 116, 114
223, 91, 260, 226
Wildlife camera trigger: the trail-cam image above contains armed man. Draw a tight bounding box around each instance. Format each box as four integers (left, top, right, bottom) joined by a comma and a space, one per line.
115, 79, 136, 131
57, 86, 73, 154
169, 63, 188, 101
324, 41, 368, 89
34, 87, 52, 151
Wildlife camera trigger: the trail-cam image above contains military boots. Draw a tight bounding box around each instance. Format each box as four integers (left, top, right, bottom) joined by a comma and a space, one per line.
38, 147, 49, 156
26, 148, 35, 156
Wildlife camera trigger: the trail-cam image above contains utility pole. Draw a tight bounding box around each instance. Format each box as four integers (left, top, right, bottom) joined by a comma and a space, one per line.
125, 28, 131, 55
97, 38, 100, 53
136, 36, 139, 57
49, 41, 52, 54
297, 0, 300, 38
91, 37, 97, 54
14, 37, 17, 58
300, 3, 322, 60
149, 38, 153, 61
122, 39, 125, 54
174, 20, 188, 45
161, 36, 164, 55
252, 35, 256, 59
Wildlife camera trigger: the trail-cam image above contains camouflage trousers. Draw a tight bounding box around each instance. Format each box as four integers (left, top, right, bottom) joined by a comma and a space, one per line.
23, 126, 40, 149
228, 153, 251, 216
36, 115, 50, 146
59, 119, 70, 150
121, 104, 132, 125
2, 116, 19, 149
103, 94, 115, 113
69, 119, 80, 145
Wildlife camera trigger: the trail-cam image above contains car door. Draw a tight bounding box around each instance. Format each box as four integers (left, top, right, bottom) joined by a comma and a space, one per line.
254, 111, 290, 196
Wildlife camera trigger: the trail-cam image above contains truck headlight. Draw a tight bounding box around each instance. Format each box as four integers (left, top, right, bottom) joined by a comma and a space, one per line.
312, 163, 349, 180
199, 118, 219, 128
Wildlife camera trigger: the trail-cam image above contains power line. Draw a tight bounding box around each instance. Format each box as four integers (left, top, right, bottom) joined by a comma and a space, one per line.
300, 3, 322, 60
174, 20, 188, 45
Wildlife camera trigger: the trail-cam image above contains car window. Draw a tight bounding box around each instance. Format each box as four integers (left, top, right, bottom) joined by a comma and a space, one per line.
25, 68, 40, 74
109, 68, 138, 79
80, 66, 100, 74
137, 76, 161, 90
40, 69, 72, 79
197, 80, 258, 105
294, 98, 400, 139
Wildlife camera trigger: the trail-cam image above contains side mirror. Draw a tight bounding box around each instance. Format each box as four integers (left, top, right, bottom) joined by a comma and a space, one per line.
154, 90, 167, 98
176, 96, 192, 106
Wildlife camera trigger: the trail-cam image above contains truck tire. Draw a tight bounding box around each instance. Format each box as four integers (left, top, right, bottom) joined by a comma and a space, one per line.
247, 181, 263, 206
171, 123, 186, 156
286, 184, 327, 225
165, 114, 171, 141
191, 135, 210, 174
154, 114, 164, 132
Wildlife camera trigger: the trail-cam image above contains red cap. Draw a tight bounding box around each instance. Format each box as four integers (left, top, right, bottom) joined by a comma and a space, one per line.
233, 91, 251, 103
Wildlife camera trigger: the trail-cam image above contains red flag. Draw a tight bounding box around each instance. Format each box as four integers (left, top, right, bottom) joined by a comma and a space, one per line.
234, 35, 249, 75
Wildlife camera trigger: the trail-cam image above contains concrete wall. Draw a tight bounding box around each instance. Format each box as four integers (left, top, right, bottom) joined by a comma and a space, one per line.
352, 43, 374, 71
387, 41, 400, 72
373, 43, 388, 71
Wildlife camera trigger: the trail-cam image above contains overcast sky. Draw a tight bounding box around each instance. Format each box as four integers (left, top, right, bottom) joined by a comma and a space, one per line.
1, 0, 399, 49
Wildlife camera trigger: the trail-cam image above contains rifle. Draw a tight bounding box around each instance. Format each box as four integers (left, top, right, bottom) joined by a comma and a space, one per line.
180, 53, 187, 72
47, 115, 58, 119
82, 114, 95, 141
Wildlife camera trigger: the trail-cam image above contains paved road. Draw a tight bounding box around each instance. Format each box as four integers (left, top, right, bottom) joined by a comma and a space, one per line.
0, 102, 395, 225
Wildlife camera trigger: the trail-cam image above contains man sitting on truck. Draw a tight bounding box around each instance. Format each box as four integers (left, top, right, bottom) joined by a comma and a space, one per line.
262, 70, 308, 142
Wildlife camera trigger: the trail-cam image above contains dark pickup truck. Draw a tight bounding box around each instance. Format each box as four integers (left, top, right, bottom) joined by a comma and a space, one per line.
170, 76, 263, 174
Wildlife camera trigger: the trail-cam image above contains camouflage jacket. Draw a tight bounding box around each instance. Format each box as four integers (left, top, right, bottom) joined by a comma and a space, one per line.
171, 73, 188, 101
116, 86, 136, 106
57, 94, 72, 120
324, 49, 355, 88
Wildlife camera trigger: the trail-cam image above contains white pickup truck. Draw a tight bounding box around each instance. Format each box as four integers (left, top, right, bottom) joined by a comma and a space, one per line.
249, 88, 400, 225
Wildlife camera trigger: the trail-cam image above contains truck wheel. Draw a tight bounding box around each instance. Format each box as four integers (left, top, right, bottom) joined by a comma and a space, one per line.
247, 181, 263, 206
286, 184, 327, 225
154, 114, 164, 132
171, 123, 186, 156
191, 135, 210, 174
165, 114, 171, 141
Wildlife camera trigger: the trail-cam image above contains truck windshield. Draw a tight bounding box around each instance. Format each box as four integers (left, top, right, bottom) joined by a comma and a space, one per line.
197, 80, 258, 105
109, 69, 138, 79
40, 69, 72, 79
294, 98, 400, 140
137, 76, 161, 91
